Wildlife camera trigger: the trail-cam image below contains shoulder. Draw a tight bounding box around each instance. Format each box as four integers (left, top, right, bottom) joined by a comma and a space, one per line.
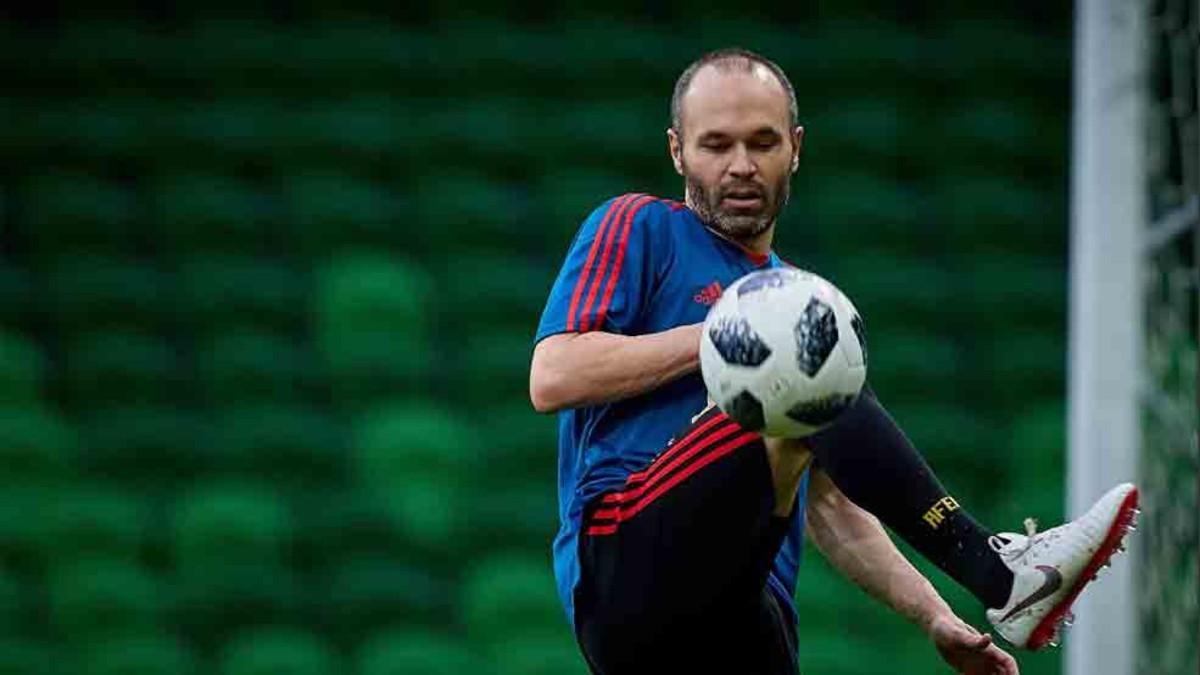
584, 193, 683, 235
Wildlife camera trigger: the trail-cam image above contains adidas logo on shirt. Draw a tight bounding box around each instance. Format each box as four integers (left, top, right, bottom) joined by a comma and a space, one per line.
693, 281, 723, 306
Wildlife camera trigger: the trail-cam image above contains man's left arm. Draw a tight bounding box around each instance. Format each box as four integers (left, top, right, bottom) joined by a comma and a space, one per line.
805, 467, 1019, 675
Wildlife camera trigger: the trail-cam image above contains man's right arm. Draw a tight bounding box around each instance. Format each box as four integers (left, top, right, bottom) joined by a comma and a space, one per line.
529, 324, 703, 414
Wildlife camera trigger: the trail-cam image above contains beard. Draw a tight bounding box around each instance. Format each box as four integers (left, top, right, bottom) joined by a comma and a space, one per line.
683, 164, 790, 241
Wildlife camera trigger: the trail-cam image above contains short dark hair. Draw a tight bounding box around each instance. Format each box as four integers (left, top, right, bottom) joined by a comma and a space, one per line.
670, 47, 798, 137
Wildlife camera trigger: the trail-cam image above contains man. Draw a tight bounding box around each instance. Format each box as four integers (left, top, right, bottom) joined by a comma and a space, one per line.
529, 48, 1137, 675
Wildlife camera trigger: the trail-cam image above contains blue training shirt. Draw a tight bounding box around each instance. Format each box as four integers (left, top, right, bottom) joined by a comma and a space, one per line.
535, 193, 810, 626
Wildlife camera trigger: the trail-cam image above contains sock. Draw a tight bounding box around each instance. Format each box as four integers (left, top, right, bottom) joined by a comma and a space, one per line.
804, 386, 1015, 610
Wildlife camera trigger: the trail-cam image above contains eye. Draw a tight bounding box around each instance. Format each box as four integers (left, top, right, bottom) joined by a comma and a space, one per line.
701, 141, 730, 152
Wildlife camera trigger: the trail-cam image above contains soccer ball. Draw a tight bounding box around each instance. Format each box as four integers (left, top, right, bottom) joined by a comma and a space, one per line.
699, 268, 867, 438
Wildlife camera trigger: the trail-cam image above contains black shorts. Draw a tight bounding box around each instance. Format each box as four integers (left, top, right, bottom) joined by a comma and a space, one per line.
573, 405, 800, 675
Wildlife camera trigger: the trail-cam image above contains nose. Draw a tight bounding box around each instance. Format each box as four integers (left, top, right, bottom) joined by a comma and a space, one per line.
728, 143, 757, 179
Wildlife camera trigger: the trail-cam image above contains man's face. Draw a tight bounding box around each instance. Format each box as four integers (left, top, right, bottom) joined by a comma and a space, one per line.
669, 63, 802, 241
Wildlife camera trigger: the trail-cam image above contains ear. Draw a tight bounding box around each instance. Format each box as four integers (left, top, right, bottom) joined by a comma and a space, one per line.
667, 127, 685, 176
791, 125, 804, 173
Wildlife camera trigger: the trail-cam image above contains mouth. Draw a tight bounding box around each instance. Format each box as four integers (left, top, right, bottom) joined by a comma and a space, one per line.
720, 188, 764, 211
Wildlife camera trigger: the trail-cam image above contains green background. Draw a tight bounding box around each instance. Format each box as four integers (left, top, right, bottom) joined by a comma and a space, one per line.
0, 3, 1074, 674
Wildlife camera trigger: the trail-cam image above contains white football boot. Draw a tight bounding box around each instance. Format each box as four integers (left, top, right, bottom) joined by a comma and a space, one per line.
985, 483, 1140, 650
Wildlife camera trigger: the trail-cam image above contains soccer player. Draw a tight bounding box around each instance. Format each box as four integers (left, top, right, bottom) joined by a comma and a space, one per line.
529, 48, 1138, 675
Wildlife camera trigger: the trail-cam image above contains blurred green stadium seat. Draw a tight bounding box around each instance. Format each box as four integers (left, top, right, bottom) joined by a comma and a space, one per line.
77, 406, 207, 487
437, 251, 553, 330
355, 628, 481, 675
207, 405, 346, 488
958, 253, 1065, 330
477, 402, 557, 480
412, 172, 531, 251
467, 481, 557, 555
81, 632, 198, 675
319, 556, 452, 646
0, 331, 44, 404
17, 172, 136, 256
0, 406, 75, 485
294, 490, 408, 570
1003, 402, 1067, 490
451, 330, 536, 406
172, 482, 291, 576
320, 331, 430, 410
352, 404, 472, 552
865, 330, 963, 400
802, 98, 907, 168
885, 403, 999, 477
461, 552, 563, 646
936, 20, 1066, 94
554, 99, 662, 164
989, 480, 1066, 540
59, 330, 183, 411
0, 264, 32, 327
151, 99, 289, 166
0, 566, 28, 635
34, 22, 174, 87
316, 254, 432, 407
48, 558, 163, 645
218, 627, 338, 675
8, 98, 156, 167
39, 254, 173, 332
940, 99, 1047, 172
821, 250, 956, 331
932, 175, 1061, 252
0, 487, 50, 571
34, 484, 144, 565
148, 173, 276, 256
178, 254, 308, 333
796, 632, 900, 675
494, 630, 590, 675
420, 97, 543, 170
536, 169, 635, 240
281, 171, 403, 256
978, 330, 1066, 403
0, 639, 69, 675
353, 402, 469, 479
315, 253, 430, 337
196, 329, 324, 407
798, 172, 926, 254
275, 97, 407, 168
173, 564, 303, 653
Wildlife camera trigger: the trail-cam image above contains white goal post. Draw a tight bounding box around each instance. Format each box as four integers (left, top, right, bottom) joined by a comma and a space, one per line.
1067, 1, 1146, 675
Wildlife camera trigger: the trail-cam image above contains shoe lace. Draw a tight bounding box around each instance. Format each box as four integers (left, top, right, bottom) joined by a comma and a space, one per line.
988, 517, 1040, 559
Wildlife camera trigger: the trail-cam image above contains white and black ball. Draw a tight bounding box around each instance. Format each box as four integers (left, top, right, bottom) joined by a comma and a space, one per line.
699, 268, 867, 438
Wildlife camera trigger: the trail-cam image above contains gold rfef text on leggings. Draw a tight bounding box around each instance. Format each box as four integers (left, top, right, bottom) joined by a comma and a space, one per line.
922, 496, 960, 529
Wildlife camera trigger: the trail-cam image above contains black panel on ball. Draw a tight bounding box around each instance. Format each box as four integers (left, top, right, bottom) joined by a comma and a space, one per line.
736, 269, 793, 297
727, 390, 765, 431
794, 297, 839, 377
786, 393, 857, 426
851, 313, 867, 367
708, 316, 772, 367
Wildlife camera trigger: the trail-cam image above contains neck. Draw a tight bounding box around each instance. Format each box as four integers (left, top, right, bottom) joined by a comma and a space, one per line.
736, 226, 774, 256
684, 193, 775, 257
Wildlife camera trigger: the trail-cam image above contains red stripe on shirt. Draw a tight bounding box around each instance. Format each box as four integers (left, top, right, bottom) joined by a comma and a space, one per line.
593, 195, 653, 330
565, 194, 633, 332
578, 194, 652, 332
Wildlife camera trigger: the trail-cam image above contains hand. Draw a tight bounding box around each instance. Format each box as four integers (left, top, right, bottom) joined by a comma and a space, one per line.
928, 614, 1019, 675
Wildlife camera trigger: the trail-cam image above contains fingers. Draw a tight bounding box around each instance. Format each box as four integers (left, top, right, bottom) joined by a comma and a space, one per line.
984, 644, 1019, 675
